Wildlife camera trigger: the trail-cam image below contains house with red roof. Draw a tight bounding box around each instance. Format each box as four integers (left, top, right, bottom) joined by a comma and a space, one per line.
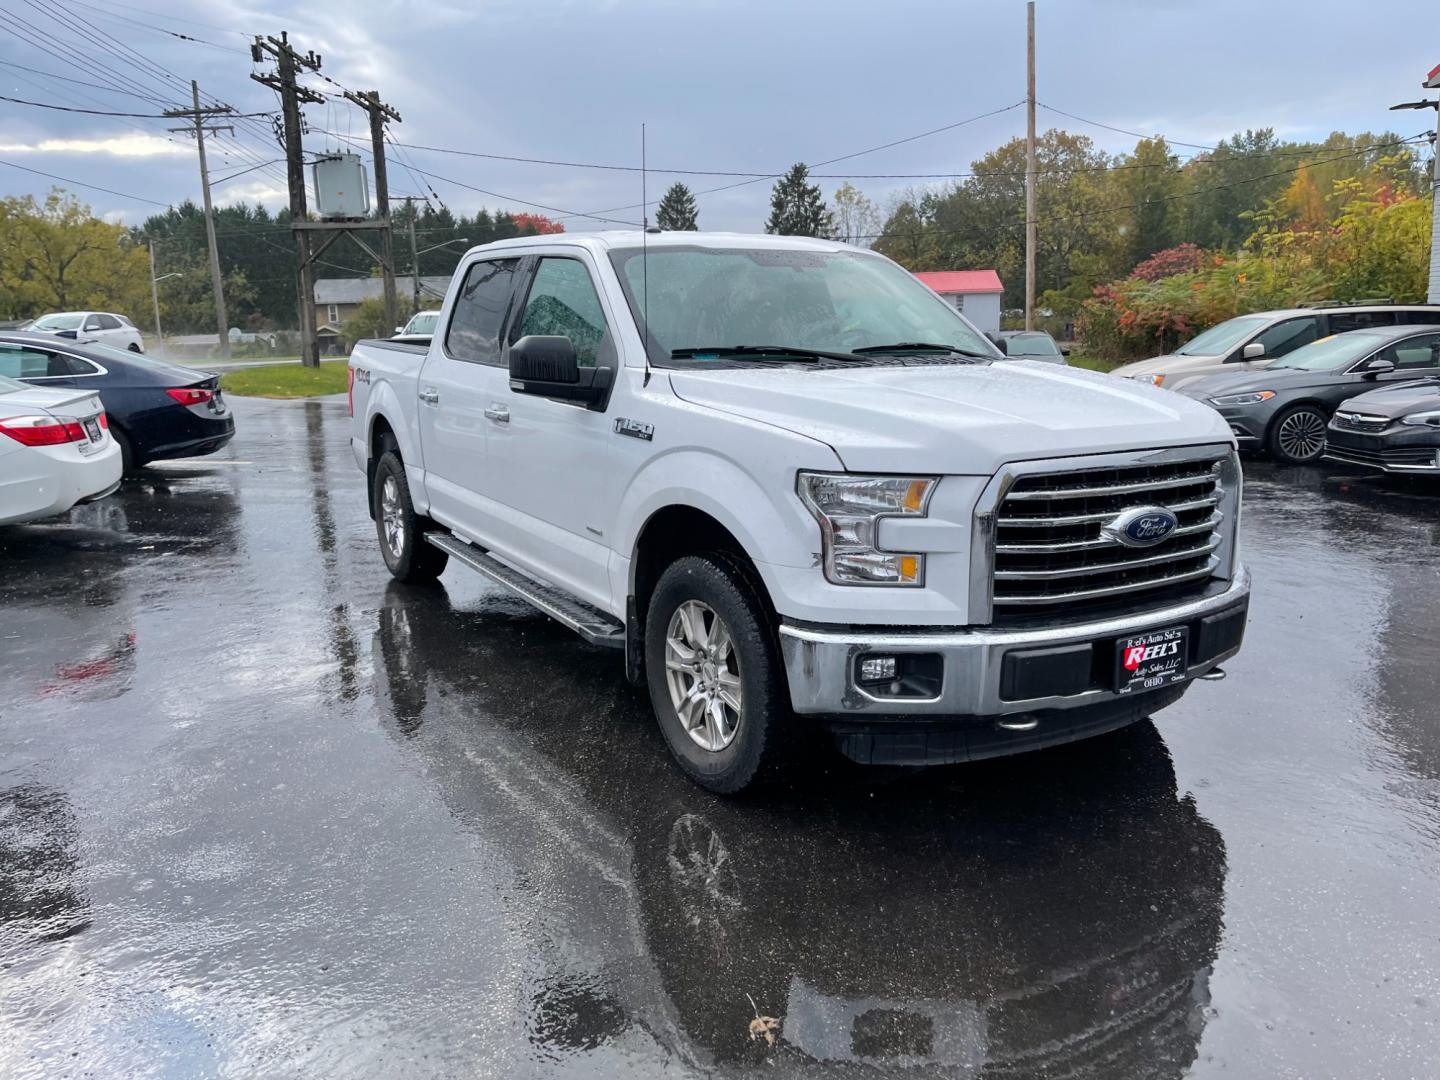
911, 270, 1005, 334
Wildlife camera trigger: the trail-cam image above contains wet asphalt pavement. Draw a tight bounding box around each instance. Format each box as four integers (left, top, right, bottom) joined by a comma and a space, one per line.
2, 395, 1438, 1079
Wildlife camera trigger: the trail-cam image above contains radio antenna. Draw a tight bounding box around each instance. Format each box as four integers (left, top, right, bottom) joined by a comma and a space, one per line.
641, 122, 652, 387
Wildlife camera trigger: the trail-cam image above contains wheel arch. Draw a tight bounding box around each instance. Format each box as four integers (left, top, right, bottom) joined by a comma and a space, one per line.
1266, 398, 1333, 460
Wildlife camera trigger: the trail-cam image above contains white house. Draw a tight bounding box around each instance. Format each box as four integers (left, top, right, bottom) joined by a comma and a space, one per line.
912, 270, 1005, 335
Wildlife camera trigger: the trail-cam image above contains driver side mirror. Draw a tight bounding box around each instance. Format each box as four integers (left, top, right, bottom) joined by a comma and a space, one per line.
1241, 342, 1266, 360
1361, 358, 1396, 380
509, 335, 611, 407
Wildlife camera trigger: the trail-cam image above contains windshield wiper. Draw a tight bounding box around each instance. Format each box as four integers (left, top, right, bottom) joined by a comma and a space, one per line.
850, 342, 993, 361
670, 345, 857, 363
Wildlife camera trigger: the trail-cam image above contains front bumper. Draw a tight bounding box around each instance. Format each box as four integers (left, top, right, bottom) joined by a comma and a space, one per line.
778, 567, 1249, 722
1324, 426, 1440, 474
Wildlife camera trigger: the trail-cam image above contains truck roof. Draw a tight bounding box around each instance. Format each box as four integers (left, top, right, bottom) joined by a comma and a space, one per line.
464, 230, 868, 257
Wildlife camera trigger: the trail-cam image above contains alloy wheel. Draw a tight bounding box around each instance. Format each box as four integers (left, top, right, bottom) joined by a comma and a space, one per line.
664, 600, 742, 752
1278, 409, 1326, 461
380, 474, 406, 558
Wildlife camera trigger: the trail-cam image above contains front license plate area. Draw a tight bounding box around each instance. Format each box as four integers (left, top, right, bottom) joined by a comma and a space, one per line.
1115, 626, 1188, 695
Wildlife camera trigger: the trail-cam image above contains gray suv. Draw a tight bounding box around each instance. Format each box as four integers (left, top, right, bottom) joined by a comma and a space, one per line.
1111, 304, 1440, 389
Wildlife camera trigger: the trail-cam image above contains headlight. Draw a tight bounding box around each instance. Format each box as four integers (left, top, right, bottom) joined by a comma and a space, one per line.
1134, 373, 1165, 386
1209, 391, 1276, 407
1400, 410, 1440, 427
797, 473, 935, 586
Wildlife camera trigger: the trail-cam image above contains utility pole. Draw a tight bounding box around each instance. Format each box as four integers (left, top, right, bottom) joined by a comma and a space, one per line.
148, 240, 163, 351
164, 83, 233, 359
1024, 0, 1037, 331
1389, 63, 1440, 305
252, 33, 325, 367
343, 89, 402, 334
395, 196, 424, 314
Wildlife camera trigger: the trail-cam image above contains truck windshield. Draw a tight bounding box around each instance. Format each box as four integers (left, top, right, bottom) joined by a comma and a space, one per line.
608, 246, 999, 366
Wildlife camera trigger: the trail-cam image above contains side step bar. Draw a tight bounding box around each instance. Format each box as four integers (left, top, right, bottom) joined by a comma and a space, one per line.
425, 533, 625, 649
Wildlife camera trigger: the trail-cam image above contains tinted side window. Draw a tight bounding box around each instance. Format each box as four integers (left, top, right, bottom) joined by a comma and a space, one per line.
1397, 309, 1440, 326
1328, 311, 1395, 333
1255, 316, 1320, 358
515, 258, 610, 368
445, 259, 521, 365
1382, 334, 1440, 370
0, 346, 69, 378
96, 314, 122, 330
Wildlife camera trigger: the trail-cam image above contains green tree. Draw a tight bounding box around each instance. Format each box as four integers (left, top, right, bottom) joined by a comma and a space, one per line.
1118, 137, 1182, 269
341, 297, 393, 348
765, 163, 831, 237
654, 182, 699, 230
0, 189, 150, 319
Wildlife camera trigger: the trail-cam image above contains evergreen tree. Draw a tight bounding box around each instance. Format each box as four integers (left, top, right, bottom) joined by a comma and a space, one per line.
765, 163, 832, 237
654, 182, 699, 230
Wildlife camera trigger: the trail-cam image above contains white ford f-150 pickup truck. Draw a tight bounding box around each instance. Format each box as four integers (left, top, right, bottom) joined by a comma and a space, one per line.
349, 231, 1250, 793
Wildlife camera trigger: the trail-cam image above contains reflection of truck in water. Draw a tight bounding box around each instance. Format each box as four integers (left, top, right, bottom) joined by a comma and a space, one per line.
374, 581, 1227, 1075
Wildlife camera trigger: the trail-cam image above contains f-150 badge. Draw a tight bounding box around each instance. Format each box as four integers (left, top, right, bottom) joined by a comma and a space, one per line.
614, 418, 653, 441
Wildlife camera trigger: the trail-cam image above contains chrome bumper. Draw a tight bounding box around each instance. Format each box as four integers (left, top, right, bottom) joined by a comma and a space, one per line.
778, 567, 1250, 717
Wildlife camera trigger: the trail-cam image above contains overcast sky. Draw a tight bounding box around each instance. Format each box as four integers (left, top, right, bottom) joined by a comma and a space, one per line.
1, 0, 1435, 236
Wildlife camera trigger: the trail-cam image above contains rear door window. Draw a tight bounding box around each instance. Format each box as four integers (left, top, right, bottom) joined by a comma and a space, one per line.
1396, 309, 1440, 326
444, 258, 521, 366
96, 314, 122, 330
0, 345, 71, 378
1327, 310, 1395, 334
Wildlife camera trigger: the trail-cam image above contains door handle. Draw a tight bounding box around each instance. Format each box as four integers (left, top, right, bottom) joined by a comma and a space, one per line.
419, 387, 439, 405
484, 404, 510, 424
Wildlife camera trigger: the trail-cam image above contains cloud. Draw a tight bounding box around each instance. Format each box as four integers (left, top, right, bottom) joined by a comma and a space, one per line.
0, 135, 185, 158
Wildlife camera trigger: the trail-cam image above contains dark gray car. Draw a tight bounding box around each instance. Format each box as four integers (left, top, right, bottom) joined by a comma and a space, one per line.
1325, 378, 1440, 474
1177, 325, 1440, 464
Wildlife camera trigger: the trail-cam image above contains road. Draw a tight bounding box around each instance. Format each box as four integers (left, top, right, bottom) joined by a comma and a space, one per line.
1, 395, 1437, 1078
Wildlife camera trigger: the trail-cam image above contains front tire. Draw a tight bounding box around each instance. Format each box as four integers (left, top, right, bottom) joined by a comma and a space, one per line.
645, 554, 791, 794
372, 450, 448, 583
1269, 404, 1328, 464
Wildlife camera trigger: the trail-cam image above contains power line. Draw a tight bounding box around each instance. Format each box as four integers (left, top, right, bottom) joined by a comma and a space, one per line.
0, 157, 172, 207
0, 58, 171, 103
0, 92, 275, 118
1036, 102, 1218, 151
67, 0, 249, 53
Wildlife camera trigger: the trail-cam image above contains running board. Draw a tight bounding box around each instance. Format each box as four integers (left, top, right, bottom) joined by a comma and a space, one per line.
425, 533, 625, 649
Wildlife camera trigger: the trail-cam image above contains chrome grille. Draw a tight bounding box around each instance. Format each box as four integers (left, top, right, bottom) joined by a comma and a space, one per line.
1332, 412, 1389, 433
1325, 445, 1439, 470
991, 455, 1226, 615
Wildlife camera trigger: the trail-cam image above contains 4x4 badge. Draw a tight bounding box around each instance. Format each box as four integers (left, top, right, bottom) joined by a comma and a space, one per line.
614, 418, 653, 441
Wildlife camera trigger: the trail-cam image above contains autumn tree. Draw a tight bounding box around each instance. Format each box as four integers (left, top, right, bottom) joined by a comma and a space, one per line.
655, 183, 699, 230
0, 190, 149, 319
765, 164, 831, 237
830, 183, 881, 245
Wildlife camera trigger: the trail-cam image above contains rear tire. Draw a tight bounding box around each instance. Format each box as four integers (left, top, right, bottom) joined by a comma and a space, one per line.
1268, 404, 1328, 464
127, 343, 141, 353
644, 553, 792, 794
111, 426, 142, 475
372, 450, 448, 583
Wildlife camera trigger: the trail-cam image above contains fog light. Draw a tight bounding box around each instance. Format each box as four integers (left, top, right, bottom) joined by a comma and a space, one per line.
858, 656, 898, 684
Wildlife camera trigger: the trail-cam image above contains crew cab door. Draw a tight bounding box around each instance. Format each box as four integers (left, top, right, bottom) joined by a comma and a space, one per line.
414, 257, 523, 536
483, 253, 620, 611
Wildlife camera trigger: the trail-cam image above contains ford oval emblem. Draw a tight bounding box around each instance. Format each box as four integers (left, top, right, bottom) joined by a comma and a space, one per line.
1103, 506, 1179, 548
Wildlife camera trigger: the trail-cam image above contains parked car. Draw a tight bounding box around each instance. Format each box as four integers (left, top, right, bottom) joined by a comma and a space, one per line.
393, 310, 441, 342
1111, 303, 1440, 389
0, 333, 234, 473
0, 372, 121, 525
348, 231, 1249, 794
1176, 325, 1440, 464
27, 311, 146, 352
992, 330, 1069, 364
1325, 378, 1440, 475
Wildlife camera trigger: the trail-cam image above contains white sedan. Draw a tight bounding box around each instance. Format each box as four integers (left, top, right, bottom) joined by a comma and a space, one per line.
27, 311, 146, 352
0, 373, 121, 526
